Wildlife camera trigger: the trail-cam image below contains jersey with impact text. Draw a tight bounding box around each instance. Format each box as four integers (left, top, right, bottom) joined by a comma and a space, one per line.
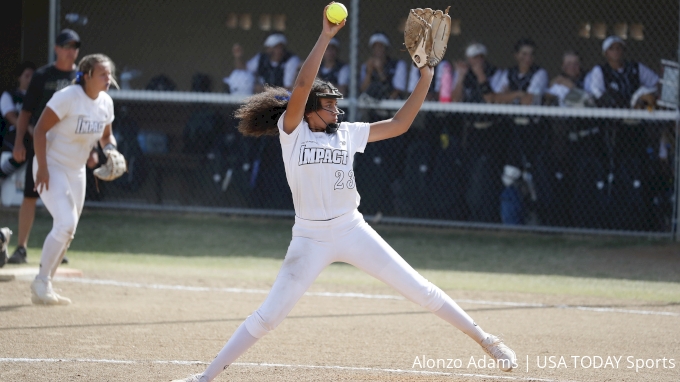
278, 112, 370, 220
45, 85, 114, 170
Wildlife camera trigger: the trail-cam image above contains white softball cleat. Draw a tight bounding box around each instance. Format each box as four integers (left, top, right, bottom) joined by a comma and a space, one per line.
480, 334, 517, 372
51, 290, 72, 305
172, 374, 206, 382
31, 277, 71, 305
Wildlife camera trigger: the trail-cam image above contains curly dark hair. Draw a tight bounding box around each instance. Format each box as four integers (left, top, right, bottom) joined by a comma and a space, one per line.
236, 79, 339, 137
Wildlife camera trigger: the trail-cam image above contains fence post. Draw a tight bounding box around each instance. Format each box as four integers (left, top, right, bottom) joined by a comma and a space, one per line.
674, 0, 680, 241
348, 0, 360, 122
48, 0, 57, 64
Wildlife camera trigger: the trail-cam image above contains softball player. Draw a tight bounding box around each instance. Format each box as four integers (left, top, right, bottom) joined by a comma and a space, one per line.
174, 6, 515, 381
30, 54, 118, 305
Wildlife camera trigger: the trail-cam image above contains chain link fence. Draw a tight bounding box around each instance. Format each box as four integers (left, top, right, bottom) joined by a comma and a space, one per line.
24, 0, 679, 235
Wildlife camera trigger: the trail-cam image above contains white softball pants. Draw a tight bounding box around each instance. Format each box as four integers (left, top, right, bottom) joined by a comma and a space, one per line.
244, 210, 448, 338
202, 210, 486, 381
33, 158, 85, 279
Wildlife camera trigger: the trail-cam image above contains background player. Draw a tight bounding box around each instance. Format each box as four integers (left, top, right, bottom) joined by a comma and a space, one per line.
173, 5, 515, 382
8, 29, 81, 265
0, 62, 35, 183
0, 63, 36, 265
30, 54, 119, 305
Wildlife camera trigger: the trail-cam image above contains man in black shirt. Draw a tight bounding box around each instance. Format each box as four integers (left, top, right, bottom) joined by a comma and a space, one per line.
8, 29, 80, 264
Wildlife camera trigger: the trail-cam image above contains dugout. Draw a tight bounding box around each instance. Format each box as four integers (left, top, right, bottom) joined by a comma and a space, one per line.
16, 0, 677, 92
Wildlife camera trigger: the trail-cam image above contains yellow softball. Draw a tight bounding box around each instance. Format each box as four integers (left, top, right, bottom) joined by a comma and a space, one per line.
326, 3, 348, 24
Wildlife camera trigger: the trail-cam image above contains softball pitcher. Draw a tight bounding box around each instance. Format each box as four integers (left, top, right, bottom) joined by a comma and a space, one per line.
174, 5, 515, 381
30, 54, 124, 305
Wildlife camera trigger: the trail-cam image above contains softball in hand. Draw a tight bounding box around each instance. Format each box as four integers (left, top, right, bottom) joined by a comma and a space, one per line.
326, 3, 348, 24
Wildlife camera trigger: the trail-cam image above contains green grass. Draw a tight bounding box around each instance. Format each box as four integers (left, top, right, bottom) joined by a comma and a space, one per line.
3, 208, 680, 302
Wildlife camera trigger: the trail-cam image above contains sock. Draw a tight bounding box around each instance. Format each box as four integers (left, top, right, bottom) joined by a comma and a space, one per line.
202, 322, 259, 381
433, 295, 488, 343
50, 239, 71, 279
37, 233, 68, 280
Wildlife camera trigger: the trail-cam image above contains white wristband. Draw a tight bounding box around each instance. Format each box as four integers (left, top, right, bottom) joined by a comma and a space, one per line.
104, 143, 117, 153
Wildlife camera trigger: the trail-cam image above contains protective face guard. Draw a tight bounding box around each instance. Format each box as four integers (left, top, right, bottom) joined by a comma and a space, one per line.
314, 85, 345, 134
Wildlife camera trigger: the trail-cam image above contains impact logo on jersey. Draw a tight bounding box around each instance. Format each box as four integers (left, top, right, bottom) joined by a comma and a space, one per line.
298, 144, 348, 166
75, 116, 106, 134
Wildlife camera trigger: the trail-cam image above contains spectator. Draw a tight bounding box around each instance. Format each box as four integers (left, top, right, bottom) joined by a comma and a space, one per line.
546, 50, 595, 162
318, 38, 349, 95
587, 36, 659, 108
355, 32, 409, 216
1, 62, 36, 142
497, 38, 549, 225
496, 38, 549, 105
448, 43, 508, 223
7, 29, 81, 265
246, 33, 301, 92
585, 36, 661, 231
451, 42, 505, 105
223, 43, 255, 95
541, 51, 595, 227
547, 50, 591, 107
243, 35, 299, 209
1, 61, 36, 177
360, 32, 408, 101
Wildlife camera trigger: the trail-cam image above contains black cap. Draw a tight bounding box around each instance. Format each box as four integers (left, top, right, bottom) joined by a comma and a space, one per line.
56, 29, 81, 47
315, 83, 343, 99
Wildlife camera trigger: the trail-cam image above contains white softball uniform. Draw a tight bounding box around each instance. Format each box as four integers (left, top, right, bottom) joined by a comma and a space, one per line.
44, 85, 114, 171
33, 85, 113, 279
201, 113, 487, 382
279, 111, 367, 220
242, 113, 449, 339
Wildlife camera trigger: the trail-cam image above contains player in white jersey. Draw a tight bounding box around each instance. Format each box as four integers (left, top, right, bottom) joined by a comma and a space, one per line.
173, 6, 516, 382
30, 54, 120, 305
